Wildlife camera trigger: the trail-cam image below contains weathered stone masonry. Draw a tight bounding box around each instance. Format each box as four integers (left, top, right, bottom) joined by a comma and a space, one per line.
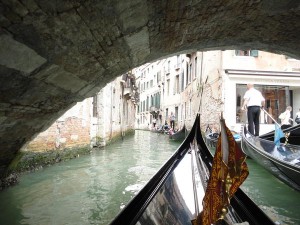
0, 0, 300, 175
25, 114, 91, 151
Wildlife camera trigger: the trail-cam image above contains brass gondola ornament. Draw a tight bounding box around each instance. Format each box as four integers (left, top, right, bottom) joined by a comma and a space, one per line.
284, 132, 290, 145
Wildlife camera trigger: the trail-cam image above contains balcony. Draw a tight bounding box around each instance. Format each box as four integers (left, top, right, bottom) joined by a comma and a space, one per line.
150, 106, 159, 113
124, 87, 131, 96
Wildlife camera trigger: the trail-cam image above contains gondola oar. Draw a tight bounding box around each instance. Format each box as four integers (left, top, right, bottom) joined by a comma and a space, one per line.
262, 108, 294, 126
261, 108, 287, 145
261, 108, 281, 127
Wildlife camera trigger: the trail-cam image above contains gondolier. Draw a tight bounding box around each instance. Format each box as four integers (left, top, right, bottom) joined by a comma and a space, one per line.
242, 83, 265, 136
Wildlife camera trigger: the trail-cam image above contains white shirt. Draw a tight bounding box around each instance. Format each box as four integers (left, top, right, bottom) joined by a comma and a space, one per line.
281, 110, 291, 125
243, 88, 265, 107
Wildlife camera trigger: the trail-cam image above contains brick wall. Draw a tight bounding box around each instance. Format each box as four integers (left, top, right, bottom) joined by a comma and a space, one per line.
23, 100, 92, 152
24, 116, 91, 152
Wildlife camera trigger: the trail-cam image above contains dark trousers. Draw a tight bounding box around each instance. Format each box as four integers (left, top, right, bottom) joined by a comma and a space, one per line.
247, 106, 261, 136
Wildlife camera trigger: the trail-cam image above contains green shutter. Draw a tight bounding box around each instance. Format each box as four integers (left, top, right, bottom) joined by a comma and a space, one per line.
250, 50, 259, 57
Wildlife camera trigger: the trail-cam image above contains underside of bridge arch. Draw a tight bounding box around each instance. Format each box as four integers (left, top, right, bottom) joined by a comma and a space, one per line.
0, 0, 299, 175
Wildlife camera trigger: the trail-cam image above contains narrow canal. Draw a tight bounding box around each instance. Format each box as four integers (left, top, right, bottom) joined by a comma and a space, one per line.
0, 130, 299, 225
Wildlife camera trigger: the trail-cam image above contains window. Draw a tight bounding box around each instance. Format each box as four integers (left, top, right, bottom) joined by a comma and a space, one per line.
175, 75, 180, 94
146, 96, 149, 111
236, 95, 241, 107
177, 55, 180, 64
157, 71, 161, 83
175, 55, 181, 69
165, 61, 171, 75
181, 72, 184, 91
236, 84, 291, 123
167, 79, 170, 96
151, 95, 153, 106
235, 50, 259, 57
156, 92, 160, 108
143, 101, 145, 112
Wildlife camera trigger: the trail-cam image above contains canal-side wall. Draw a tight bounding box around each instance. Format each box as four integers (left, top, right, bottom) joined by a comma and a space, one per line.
92, 75, 137, 147
14, 115, 92, 168
1, 75, 137, 190
23, 99, 93, 152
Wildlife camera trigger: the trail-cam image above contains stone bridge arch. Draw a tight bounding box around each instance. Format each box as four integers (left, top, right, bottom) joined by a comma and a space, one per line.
0, 0, 299, 175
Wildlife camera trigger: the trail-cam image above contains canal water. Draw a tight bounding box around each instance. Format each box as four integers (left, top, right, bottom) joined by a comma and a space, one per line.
0, 130, 299, 225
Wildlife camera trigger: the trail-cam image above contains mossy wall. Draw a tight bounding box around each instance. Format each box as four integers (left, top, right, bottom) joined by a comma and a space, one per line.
8, 145, 92, 174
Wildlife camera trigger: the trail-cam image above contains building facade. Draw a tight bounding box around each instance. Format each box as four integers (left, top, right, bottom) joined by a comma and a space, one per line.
23, 73, 138, 152
135, 50, 300, 135
222, 51, 300, 133
91, 73, 138, 147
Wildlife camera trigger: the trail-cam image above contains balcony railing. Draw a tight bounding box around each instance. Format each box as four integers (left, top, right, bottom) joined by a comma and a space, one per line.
150, 106, 160, 112
124, 87, 131, 96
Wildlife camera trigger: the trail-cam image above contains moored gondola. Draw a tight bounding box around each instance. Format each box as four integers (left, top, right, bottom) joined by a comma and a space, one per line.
259, 123, 300, 145
241, 126, 300, 191
109, 115, 275, 225
169, 125, 187, 141
205, 131, 241, 148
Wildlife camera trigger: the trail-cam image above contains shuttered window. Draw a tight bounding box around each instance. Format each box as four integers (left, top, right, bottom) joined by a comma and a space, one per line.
250, 50, 259, 57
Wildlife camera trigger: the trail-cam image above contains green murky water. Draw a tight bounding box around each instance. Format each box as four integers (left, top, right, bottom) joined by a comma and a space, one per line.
0, 130, 299, 225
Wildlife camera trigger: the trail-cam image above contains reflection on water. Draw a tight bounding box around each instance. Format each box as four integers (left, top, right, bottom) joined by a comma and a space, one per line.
241, 159, 300, 225
0, 130, 299, 225
0, 131, 178, 225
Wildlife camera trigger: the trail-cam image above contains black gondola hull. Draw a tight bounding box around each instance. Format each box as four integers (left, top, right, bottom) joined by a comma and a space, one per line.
109, 116, 276, 225
169, 125, 187, 141
259, 123, 300, 145
241, 128, 300, 191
